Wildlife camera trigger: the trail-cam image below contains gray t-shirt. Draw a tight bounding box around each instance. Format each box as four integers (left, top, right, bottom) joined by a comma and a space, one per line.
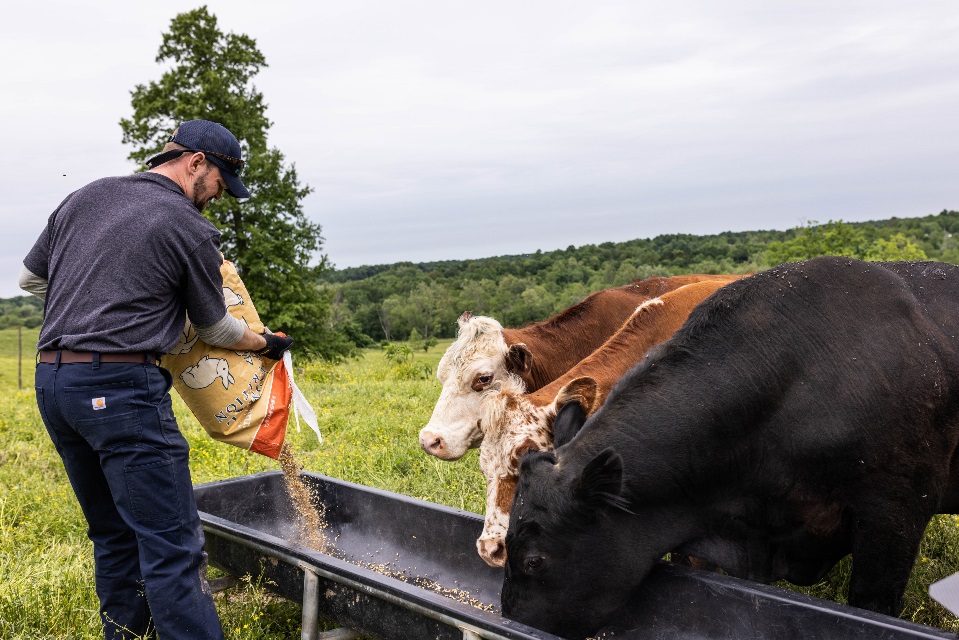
24, 172, 228, 354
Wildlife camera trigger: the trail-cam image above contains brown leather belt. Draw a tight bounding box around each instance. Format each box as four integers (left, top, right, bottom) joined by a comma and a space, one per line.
38, 350, 158, 365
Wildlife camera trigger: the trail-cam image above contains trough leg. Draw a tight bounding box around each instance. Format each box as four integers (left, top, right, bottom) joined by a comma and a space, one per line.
301, 568, 362, 640
302, 568, 320, 640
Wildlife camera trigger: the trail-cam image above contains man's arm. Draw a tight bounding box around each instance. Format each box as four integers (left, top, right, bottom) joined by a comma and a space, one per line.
195, 313, 266, 351
194, 313, 292, 358
19, 264, 48, 300
186, 239, 292, 359
229, 325, 268, 352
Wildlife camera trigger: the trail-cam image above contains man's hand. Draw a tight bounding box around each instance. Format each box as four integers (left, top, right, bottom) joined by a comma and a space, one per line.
255, 332, 295, 360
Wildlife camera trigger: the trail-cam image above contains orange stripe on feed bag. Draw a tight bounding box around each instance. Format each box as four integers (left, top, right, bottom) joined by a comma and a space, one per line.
249, 360, 292, 459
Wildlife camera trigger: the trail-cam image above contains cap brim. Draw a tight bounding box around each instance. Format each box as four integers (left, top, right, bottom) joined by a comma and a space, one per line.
222, 170, 251, 199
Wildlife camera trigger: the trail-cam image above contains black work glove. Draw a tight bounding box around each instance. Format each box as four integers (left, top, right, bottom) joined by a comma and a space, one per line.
255, 332, 294, 360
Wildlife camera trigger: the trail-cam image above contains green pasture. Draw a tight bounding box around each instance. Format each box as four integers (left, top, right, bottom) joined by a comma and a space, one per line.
1, 327, 957, 638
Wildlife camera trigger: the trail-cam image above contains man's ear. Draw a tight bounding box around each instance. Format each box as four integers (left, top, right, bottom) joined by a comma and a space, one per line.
187, 151, 206, 173
505, 343, 532, 375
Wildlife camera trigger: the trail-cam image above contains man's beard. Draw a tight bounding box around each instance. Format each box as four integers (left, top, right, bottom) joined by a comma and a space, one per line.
193, 168, 214, 211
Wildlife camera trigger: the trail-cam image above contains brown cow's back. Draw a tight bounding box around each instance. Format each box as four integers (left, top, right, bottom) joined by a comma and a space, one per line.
529, 277, 744, 410
502, 275, 740, 391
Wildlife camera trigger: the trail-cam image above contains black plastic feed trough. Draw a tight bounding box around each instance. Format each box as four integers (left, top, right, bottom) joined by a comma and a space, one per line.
194, 471, 956, 640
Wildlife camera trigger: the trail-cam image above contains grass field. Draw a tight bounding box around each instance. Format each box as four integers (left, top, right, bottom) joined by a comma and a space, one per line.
0, 330, 481, 639
1, 327, 957, 638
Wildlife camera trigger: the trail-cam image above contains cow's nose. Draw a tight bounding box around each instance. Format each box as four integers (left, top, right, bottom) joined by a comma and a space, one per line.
419, 430, 447, 457
478, 538, 507, 567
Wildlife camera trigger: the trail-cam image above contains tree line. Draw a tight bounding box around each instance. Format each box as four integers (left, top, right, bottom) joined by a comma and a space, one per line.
8, 210, 956, 349
325, 211, 959, 347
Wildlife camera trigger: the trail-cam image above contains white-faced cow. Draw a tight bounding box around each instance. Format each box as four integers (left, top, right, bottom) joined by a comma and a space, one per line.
476, 277, 744, 566
502, 258, 959, 639
419, 275, 739, 461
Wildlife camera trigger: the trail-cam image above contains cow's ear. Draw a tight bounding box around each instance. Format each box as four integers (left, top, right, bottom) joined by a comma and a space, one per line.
555, 377, 598, 414
552, 400, 587, 448
457, 311, 473, 328
514, 438, 542, 461
575, 448, 624, 507
505, 343, 533, 375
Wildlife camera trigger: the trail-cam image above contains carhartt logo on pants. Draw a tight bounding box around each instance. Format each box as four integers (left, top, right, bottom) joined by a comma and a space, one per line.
92, 397, 106, 410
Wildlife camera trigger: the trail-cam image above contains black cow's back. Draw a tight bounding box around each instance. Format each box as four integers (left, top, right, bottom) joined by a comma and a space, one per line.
584, 257, 959, 502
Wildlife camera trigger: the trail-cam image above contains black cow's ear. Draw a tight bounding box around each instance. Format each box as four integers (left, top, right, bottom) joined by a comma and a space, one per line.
575, 448, 624, 507
506, 343, 533, 375
552, 401, 587, 448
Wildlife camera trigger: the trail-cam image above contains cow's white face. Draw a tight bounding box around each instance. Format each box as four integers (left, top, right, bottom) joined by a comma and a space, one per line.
419, 313, 522, 460
476, 379, 554, 567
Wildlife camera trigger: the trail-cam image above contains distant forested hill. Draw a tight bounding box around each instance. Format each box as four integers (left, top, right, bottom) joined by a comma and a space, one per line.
324, 210, 959, 344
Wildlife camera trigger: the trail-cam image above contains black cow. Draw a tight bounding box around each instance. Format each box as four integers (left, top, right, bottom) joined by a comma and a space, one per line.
501, 258, 959, 639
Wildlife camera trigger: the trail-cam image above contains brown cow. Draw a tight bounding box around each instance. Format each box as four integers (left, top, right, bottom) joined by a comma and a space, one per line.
419, 275, 739, 460
475, 278, 744, 566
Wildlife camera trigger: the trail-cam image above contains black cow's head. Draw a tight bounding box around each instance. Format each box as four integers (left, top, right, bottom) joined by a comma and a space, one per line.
501, 439, 650, 639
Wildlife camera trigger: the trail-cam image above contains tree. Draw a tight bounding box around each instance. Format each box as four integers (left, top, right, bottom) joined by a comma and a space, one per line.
765, 220, 867, 265
119, 6, 351, 360
403, 282, 454, 341
864, 233, 928, 261
407, 328, 424, 352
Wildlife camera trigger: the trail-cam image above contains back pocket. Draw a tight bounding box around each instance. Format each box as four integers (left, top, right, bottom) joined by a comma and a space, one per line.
75, 410, 142, 451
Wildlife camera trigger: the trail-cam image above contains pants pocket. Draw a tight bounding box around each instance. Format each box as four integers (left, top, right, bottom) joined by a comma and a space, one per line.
75, 411, 142, 451
125, 457, 181, 522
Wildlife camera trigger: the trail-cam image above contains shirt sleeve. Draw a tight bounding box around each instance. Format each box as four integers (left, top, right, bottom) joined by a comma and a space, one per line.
24, 192, 76, 279
195, 311, 247, 347
19, 264, 48, 300
182, 235, 229, 328
23, 223, 52, 280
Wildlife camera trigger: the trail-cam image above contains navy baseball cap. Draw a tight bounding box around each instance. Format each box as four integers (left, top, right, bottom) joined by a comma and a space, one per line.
169, 120, 251, 199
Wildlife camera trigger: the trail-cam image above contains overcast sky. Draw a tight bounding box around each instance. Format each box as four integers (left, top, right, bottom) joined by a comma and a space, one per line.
2, 1, 957, 297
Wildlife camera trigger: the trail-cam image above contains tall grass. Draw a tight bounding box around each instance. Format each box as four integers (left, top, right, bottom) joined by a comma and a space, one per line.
1, 329, 957, 637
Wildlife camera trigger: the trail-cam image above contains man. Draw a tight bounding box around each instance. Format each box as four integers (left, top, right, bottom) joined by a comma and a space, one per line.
20, 120, 293, 639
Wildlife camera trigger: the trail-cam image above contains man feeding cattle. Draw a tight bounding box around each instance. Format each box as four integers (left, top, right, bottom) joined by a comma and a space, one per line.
501, 257, 959, 640
19, 120, 294, 640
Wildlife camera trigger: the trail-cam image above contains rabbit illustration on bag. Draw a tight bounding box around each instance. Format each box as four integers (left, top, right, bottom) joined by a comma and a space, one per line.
223, 287, 244, 307
170, 321, 199, 355
180, 356, 235, 390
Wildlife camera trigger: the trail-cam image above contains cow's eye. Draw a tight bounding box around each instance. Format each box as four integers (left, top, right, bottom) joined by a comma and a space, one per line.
523, 555, 546, 574
472, 374, 493, 391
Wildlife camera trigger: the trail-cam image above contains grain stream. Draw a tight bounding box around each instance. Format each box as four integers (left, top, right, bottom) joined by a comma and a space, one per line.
279, 444, 331, 553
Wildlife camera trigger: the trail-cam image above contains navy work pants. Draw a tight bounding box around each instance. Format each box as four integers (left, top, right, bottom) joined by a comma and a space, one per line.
35, 360, 224, 640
